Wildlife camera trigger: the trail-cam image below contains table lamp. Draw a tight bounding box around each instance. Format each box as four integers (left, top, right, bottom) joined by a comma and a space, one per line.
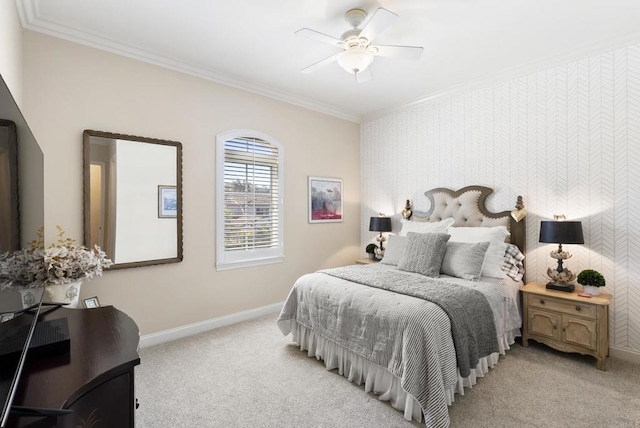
369, 217, 392, 251
539, 220, 584, 292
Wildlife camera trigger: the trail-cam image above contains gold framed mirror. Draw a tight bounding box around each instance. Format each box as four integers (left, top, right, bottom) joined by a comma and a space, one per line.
83, 130, 183, 269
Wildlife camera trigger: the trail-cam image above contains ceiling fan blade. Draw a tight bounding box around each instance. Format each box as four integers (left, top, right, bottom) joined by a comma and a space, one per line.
300, 53, 341, 74
295, 28, 343, 47
358, 8, 398, 43
355, 67, 372, 84
371, 45, 424, 60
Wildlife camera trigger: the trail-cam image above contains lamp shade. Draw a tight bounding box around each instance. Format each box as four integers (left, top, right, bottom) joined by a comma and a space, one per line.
539, 221, 584, 244
369, 217, 392, 233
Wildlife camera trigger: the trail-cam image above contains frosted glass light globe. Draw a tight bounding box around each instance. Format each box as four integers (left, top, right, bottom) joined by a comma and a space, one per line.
337, 47, 374, 74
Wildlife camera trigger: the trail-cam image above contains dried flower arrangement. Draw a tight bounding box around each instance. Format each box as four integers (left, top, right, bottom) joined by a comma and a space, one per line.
0, 229, 46, 289
0, 226, 113, 289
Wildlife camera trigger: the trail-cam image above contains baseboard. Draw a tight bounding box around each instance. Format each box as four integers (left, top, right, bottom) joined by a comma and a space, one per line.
139, 301, 284, 349
610, 346, 640, 365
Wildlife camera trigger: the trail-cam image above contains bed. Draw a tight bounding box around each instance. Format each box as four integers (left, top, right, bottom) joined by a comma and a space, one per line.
277, 186, 526, 428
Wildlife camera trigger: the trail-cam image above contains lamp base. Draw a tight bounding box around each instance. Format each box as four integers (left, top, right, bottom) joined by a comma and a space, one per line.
545, 282, 575, 293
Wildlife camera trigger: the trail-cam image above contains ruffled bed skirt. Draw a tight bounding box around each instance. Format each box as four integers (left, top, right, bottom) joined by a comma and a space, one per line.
281, 320, 519, 424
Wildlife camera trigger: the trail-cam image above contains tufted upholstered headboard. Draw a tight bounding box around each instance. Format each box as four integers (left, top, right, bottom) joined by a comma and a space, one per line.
417, 186, 526, 257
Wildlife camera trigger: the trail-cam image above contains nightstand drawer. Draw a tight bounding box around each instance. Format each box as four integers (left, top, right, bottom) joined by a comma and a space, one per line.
528, 295, 596, 319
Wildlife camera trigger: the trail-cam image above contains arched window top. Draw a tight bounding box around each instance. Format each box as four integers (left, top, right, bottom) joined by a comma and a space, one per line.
217, 129, 283, 151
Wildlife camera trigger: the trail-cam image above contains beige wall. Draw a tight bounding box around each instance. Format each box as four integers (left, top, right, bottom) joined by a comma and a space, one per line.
22, 31, 361, 335
0, 0, 22, 104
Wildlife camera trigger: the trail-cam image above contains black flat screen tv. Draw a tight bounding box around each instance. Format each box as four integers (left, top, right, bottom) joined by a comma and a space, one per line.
0, 70, 45, 428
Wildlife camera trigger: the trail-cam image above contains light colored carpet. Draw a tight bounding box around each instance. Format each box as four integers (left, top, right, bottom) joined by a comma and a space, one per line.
136, 315, 640, 427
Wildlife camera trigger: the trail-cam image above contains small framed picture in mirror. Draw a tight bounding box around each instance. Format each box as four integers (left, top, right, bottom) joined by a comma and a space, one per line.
158, 185, 177, 218
83, 296, 100, 309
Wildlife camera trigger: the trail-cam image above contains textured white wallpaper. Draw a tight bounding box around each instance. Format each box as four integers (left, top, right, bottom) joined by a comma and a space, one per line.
362, 44, 640, 354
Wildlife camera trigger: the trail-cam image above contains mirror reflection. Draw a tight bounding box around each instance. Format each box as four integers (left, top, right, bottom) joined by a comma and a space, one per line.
83, 130, 183, 269
0, 120, 18, 253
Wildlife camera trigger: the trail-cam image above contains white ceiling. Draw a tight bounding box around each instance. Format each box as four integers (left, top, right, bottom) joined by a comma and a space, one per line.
17, 0, 640, 122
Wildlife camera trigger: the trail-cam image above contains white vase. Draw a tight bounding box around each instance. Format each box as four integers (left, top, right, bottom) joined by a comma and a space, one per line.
582, 285, 601, 296
45, 280, 83, 308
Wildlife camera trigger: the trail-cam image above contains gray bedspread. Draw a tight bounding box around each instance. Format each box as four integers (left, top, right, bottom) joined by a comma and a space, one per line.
320, 265, 499, 377
277, 265, 505, 428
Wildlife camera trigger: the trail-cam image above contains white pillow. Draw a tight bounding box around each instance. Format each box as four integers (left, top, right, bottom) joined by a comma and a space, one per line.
399, 217, 454, 237
380, 235, 407, 266
447, 226, 510, 278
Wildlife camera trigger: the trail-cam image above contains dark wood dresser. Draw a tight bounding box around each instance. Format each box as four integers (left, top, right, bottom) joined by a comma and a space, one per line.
6, 306, 140, 428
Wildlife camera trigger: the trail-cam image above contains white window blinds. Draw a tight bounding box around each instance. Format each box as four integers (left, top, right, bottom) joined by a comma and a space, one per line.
216, 131, 284, 270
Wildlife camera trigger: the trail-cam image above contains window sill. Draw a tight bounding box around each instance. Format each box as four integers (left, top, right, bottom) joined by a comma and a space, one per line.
216, 256, 284, 271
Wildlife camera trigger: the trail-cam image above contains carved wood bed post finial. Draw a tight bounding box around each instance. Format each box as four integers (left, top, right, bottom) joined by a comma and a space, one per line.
402, 199, 413, 220
515, 196, 524, 210
510, 195, 526, 222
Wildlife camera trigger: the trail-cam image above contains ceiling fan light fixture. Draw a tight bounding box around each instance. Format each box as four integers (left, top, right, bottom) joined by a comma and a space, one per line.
296, 7, 422, 79
337, 47, 374, 74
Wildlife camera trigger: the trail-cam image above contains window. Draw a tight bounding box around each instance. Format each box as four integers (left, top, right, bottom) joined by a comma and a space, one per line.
216, 130, 283, 270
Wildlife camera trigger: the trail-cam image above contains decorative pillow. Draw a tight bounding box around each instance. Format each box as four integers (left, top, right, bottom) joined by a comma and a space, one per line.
398, 217, 454, 237
440, 241, 490, 280
447, 226, 510, 278
380, 235, 408, 266
502, 244, 525, 281
397, 232, 450, 277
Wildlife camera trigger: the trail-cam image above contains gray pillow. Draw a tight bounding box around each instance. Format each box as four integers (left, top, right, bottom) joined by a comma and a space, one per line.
440, 241, 490, 280
397, 232, 450, 277
380, 235, 407, 266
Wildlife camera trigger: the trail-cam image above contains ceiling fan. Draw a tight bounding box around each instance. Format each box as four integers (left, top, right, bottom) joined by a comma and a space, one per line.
296, 7, 424, 83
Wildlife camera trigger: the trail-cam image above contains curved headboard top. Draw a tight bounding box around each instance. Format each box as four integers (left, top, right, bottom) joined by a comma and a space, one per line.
425, 186, 508, 227
420, 185, 526, 256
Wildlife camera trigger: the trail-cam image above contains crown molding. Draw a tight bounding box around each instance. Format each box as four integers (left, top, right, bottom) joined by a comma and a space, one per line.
17, 0, 640, 126
15, 0, 361, 124
362, 31, 640, 123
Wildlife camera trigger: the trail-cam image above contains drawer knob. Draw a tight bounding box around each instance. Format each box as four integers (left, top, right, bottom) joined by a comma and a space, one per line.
539, 299, 545, 304
576, 306, 581, 311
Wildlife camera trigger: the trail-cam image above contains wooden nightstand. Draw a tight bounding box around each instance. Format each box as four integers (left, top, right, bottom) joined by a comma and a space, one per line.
521, 282, 611, 370
355, 258, 379, 265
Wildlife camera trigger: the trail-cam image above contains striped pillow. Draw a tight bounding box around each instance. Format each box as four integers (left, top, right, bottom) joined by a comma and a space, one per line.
447, 226, 510, 278
440, 241, 490, 280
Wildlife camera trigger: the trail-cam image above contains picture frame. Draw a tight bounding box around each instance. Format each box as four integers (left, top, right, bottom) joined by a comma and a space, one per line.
83, 296, 100, 309
308, 176, 343, 223
158, 185, 177, 218
0, 313, 14, 323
